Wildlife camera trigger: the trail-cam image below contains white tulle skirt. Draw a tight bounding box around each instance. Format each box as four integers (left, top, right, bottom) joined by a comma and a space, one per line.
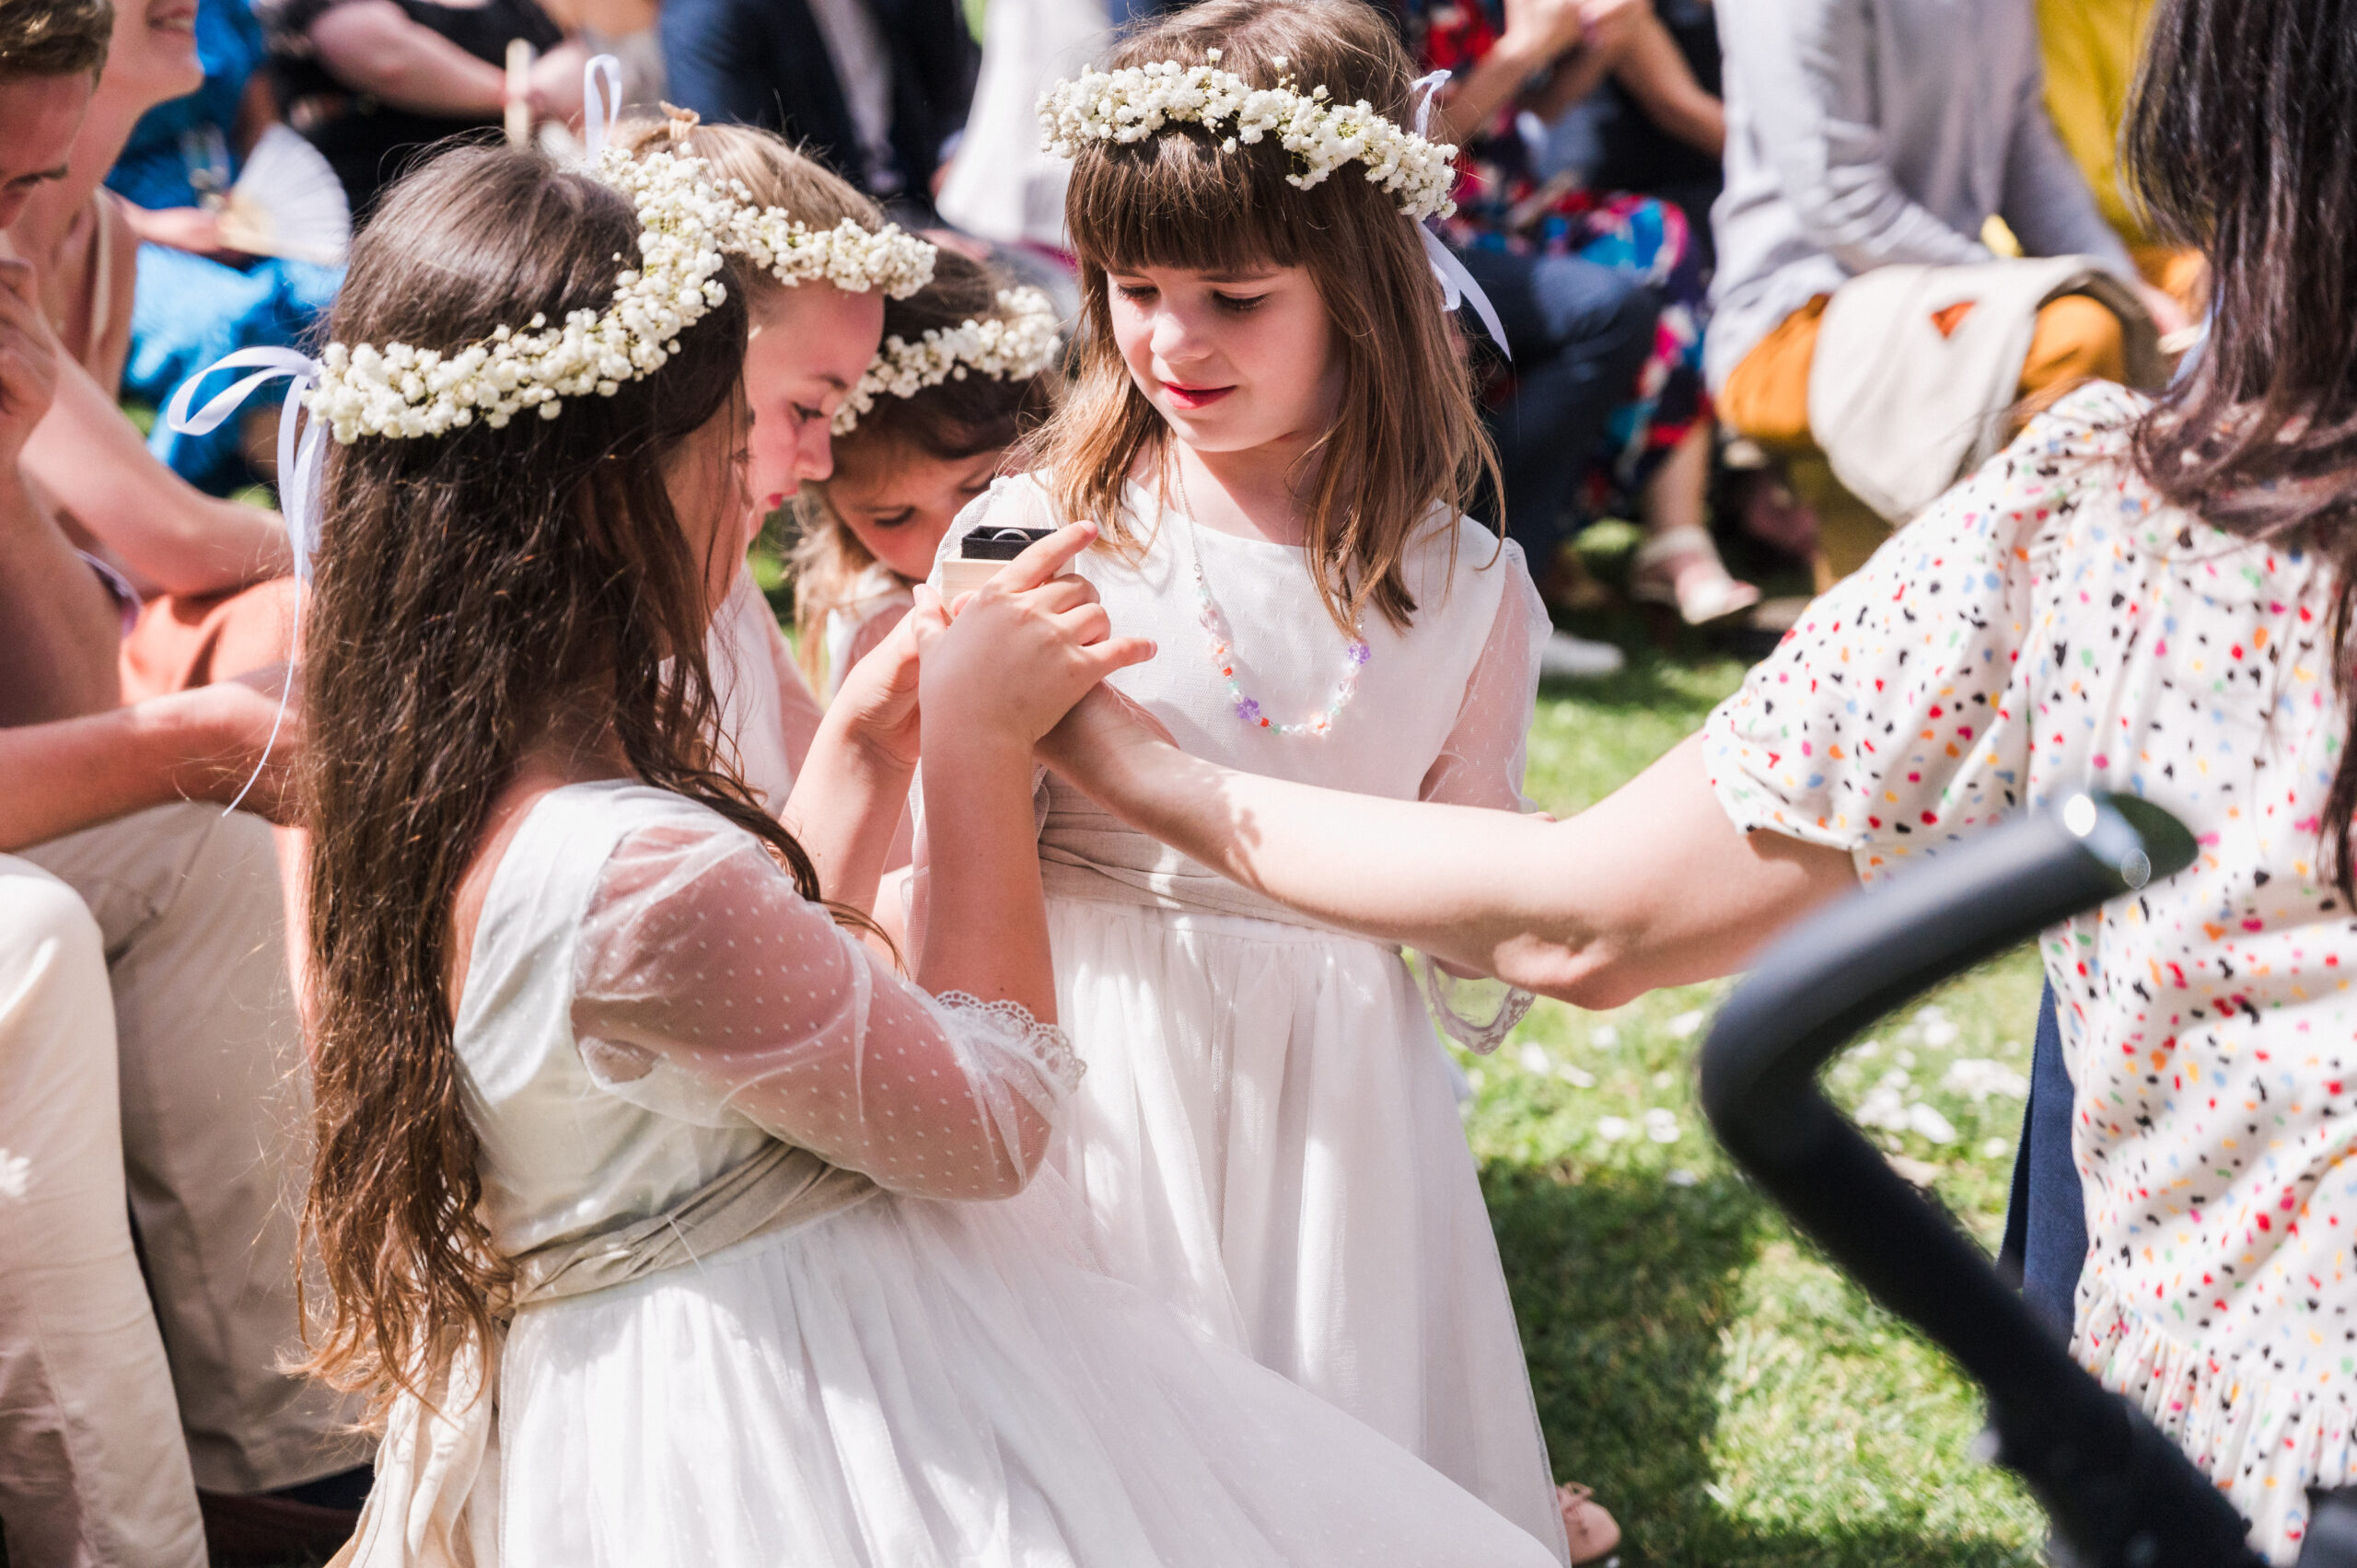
1044, 897, 1569, 1562
493, 1169, 1560, 1567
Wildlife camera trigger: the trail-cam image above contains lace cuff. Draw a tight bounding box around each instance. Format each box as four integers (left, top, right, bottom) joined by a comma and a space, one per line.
935, 991, 1085, 1096
1416, 962, 1535, 1055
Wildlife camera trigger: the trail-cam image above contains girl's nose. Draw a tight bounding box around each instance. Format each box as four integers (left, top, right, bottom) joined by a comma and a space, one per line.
1148, 307, 1197, 362
796, 420, 835, 484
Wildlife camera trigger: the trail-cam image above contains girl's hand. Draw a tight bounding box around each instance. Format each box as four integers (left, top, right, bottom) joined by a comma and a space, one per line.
825, 598, 938, 772
1036, 681, 1178, 801
916, 522, 1155, 751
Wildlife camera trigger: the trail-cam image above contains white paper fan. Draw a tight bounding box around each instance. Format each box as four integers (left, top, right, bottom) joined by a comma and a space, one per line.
215, 124, 350, 267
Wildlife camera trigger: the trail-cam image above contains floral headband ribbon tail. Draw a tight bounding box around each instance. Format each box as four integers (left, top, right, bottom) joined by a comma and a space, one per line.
1408, 71, 1508, 357
162, 345, 327, 814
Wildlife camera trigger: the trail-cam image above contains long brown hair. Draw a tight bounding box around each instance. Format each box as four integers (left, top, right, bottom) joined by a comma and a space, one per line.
2123, 0, 2357, 893
792, 247, 1058, 690
299, 145, 810, 1407
1038, 0, 1500, 635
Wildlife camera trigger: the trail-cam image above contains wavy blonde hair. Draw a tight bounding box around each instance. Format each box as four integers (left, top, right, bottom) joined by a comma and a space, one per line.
1037, 0, 1500, 635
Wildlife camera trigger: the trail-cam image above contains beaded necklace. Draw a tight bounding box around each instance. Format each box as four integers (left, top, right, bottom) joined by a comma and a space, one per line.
1171, 464, 1372, 737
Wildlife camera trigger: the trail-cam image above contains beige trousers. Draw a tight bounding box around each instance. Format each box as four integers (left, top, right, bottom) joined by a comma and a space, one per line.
2, 804, 366, 1566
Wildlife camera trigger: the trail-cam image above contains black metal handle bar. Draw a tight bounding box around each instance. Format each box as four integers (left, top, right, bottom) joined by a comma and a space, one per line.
1695, 792, 2273, 1568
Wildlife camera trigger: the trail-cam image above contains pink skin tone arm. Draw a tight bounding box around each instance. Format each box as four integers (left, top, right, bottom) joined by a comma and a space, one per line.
1039, 710, 1859, 1008
0, 673, 299, 849
306, 2, 585, 120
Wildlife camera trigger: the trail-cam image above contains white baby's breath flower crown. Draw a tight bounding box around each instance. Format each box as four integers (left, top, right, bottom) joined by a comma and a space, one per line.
309, 145, 938, 444
1037, 50, 1458, 222
833, 287, 1062, 436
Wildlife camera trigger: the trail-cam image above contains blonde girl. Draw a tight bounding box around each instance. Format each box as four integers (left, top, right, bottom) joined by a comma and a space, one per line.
928, 0, 1580, 1557
615, 114, 916, 815
298, 141, 1562, 1567
793, 247, 1062, 701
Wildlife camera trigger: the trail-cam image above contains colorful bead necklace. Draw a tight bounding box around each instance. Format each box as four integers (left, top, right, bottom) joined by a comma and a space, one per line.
1172, 466, 1372, 737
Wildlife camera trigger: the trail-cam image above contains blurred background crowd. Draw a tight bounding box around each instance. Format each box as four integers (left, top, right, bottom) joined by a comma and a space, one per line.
26, 0, 2200, 686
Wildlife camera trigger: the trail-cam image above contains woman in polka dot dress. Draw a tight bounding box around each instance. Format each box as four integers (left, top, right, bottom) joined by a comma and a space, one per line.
1034, 0, 2357, 1556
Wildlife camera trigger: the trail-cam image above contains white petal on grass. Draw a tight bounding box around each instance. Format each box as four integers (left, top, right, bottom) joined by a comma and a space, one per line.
1517, 1043, 1551, 1074
1644, 1108, 1680, 1144
1906, 1102, 1958, 1144
1652, 1069, 1675, 1089
1595, 1115, 1632, 1143
1943, 1058, 2029, 1102
1666, 1167, 1700, 1187
1981, 1137, 2012, 1159
1591, 1024, 1620, 1048
1557, 1063, 1596, 1088
1922, 1019, 1961, 1048
1668, 1009, 1707, 1040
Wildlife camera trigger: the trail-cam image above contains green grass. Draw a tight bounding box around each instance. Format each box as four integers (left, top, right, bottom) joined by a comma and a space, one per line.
1489, 653, 2048, 1564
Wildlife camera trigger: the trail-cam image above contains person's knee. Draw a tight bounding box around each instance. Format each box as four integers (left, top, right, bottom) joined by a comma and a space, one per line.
2020, 294, 2128, 401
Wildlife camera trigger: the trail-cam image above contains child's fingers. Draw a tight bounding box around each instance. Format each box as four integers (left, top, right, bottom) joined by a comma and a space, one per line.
1052, 601, 1114, 648
1022, 575, 1099, 616
1075, 634, 1157, 681
994, 521, 1099, 594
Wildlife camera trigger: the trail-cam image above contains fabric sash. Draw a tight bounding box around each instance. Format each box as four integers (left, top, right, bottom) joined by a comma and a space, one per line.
330, 1143, 877, 1568
1410, 70, 1510, 356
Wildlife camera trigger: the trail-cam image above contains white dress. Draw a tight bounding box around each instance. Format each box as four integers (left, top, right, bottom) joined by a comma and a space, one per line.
458, 779, 1560, 1566
704, 567, 824, 814
819, 562, 917, 701
930, 476, 1567, 1560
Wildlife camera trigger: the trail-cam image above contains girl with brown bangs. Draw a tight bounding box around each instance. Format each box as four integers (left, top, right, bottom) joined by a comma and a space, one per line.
300, 141, 1564, 1566
929, 0, 1580, 1558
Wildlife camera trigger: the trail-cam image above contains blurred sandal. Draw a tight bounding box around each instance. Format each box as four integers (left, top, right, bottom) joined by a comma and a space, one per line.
1630, 524, 1763, 626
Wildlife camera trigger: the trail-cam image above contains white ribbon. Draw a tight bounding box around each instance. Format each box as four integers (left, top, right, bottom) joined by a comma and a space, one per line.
1409, 69, 1510, 358
582, 53, 622, 162
164, 347, 326, 814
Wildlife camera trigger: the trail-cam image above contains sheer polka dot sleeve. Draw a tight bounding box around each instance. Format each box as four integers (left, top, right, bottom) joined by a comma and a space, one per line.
1701, 415, 2091, 881
1415, 537, 1548, 1051
569, 806, 1079, 1202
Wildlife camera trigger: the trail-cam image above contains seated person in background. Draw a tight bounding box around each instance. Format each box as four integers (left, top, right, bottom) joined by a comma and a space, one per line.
0, 8, 370, 1562
256, 0, 583, 217
7, 0, 296, 701
659, 0, 973, 213
107, 0, 342, 497
2036, 0, 2204, 319
1709, 0, 2186, 574
1410, 0, 1754, 639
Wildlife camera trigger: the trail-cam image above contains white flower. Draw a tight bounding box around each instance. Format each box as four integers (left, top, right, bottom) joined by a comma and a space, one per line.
832, 288, 1062, 436
1595, 1116, 1631, 1144
1941, 1058, 2029, 1102
1667, 1008, 1706, 1040
1516, 1043, 1550, 1074
1644, 1108, 1680, 1144
310, 147, 936, 446
1037, 60, 1457, 222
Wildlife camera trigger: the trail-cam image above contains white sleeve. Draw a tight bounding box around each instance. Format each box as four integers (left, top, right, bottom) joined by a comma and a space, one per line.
570, 814, 1080, 1202
1412, 541, 1548, 1052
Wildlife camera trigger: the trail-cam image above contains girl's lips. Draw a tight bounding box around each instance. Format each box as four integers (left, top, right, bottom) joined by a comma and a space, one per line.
1162, 382, 1235, 412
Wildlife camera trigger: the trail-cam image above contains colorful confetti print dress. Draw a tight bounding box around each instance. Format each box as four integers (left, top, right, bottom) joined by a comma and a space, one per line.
1706, 384, 2357, 1562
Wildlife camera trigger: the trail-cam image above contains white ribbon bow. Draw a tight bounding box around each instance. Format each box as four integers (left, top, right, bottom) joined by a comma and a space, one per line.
1409, 69, 1510, 357
582, 53, 622, 162
164, 347, 326, 813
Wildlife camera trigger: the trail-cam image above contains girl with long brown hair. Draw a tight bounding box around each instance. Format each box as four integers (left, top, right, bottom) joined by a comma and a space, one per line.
926, 0, 1571, 1555
298, 140, 1562, 1565
1037, 0, 2357, 1555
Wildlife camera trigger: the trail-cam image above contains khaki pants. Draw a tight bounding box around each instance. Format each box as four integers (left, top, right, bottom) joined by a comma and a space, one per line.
2, 805, 366, 1566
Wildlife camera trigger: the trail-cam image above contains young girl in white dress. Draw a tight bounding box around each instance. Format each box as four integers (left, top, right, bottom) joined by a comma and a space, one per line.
296, 143, 1563, 1567
927, 2, 1573, 1556
616, 117, 928, 816
792, 248, 1062, 703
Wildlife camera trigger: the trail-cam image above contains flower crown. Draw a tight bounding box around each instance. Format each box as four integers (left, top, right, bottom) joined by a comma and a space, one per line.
833, 286, 1062, 436
1038, 51, 1458, 222
309, 145, 938, 443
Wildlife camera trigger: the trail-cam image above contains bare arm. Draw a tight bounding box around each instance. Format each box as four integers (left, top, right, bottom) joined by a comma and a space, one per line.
0, 674, 299, 850
22, 357, 290, 598
0, 257, 116, 723
1041, 708, 1857, 1007
307, 1, 512, 116
782, 604, 928, 915
1611, 9, 1724, 157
